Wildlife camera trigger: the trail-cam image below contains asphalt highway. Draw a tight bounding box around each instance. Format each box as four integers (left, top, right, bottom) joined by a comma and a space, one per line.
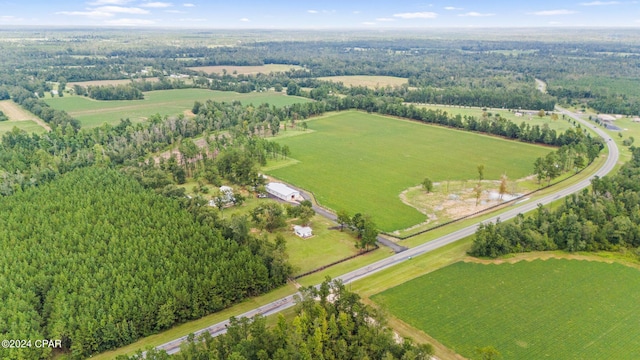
146, 108, 618, 356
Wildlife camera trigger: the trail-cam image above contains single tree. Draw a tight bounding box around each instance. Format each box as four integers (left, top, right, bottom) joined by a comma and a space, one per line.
422, 177, 433, 193
498, 174, 508, 200
336, 209, 351, 231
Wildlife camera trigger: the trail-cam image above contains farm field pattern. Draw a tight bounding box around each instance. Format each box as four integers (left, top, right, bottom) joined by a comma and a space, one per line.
372, 259, 640, 360
44, 89, 311, 128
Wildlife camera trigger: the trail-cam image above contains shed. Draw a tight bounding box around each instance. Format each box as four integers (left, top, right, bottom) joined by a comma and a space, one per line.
294, 225, 313, 238
266, 182, 301, 201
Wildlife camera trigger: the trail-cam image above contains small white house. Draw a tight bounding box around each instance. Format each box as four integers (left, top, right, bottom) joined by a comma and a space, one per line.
266, 182, 301, 201
219, 186, 235, 203
294, 225, 313, 238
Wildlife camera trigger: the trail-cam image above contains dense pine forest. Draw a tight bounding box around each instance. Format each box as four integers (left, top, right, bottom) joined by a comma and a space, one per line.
0, 167, 291, 359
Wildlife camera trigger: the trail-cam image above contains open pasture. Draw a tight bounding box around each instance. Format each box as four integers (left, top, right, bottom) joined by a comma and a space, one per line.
0, 120, 46, 135
268, 111, 551, 231
44, 89, 311, 128
372, 259, 640, 360
317, 75, 408, 89
189, 64, 302, 75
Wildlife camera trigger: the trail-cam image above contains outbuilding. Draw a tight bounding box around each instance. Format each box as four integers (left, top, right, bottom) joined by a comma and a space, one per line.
294, 225, 313, 238
266, 182, 301, 201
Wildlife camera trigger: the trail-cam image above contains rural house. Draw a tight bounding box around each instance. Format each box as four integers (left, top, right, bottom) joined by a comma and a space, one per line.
294, 225, 313, 238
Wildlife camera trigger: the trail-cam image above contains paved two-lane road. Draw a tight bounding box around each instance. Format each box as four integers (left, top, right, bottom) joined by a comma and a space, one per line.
148, 108, 618, 356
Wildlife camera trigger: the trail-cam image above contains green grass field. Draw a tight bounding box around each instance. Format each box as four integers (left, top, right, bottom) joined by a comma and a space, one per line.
372, 259, 640, 360
43, 89, 311, 128
267, 111, 553, 231
0, 120, 46, 135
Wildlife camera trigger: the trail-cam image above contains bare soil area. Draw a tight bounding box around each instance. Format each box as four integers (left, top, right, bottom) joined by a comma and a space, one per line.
397, 180, 523, 234
0, 100, 51, 131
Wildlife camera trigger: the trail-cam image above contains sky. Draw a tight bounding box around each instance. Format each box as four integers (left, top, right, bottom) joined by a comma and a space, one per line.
0, 0, 639, 28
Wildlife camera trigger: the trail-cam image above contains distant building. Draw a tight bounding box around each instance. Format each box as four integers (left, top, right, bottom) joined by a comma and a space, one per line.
266, 182, 301, 201
598, 114, 616, 122
219, 186, 235, 203
294, 225, 313, 238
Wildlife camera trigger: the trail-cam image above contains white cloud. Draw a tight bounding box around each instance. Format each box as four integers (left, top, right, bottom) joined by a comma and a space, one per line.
353, 10, 361, 14
88, 0, 133, 5
103, 18, 156, 25
240, 17, 250, 22
376, 17, 395, 22
531, 9, 577, 15
459, 12, 495, 17
307, 10, 318, 14
95, 6, 149, 14
183, 3, 195, 7
362, 21, 376, 25
141, 2, 173, 8
393, 12, 438, 19
56, 10, 114, 18
444, 6, 463, 10
580, 1, 620, 5
0, 15, 23, 21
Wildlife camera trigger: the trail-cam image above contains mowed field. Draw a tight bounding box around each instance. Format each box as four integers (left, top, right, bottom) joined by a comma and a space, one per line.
268, 111, 552, 231
372, 259, 640, 359
317, 75, 408, 88
0, 100, 48, 134
44, 89, 311, 128
189, 64, 302, 75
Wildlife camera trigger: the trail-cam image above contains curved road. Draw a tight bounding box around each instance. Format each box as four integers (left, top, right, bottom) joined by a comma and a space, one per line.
147, 108, 618, 356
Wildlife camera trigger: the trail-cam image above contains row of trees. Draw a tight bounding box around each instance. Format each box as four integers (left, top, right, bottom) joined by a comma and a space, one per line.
336, 210, 379, 250
470, 147, 640, 258
77, 84, 145, 100
123, 279, 434, 360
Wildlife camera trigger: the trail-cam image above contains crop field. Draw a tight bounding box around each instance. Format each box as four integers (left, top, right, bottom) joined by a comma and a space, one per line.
372, 259, 640, 360
43, 89, 311, 128
267, 111, 552, 231
189, 64, 302, 75
551, 76, 640, 97
317, 75, 408, 88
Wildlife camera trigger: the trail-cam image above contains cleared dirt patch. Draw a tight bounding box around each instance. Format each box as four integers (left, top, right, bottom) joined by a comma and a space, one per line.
68, 77, 160, 87
0, 100, 50, 131
189, 64, 302, 75
317, 75, 408, 89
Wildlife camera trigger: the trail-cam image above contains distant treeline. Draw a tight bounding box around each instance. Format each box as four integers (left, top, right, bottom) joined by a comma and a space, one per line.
470, 147, 640, 258
74, 84, 144, 100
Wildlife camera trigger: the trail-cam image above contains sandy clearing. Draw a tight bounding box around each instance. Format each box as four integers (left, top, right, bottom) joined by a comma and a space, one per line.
0, 100, 51, 131
68, 78, 160, 87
